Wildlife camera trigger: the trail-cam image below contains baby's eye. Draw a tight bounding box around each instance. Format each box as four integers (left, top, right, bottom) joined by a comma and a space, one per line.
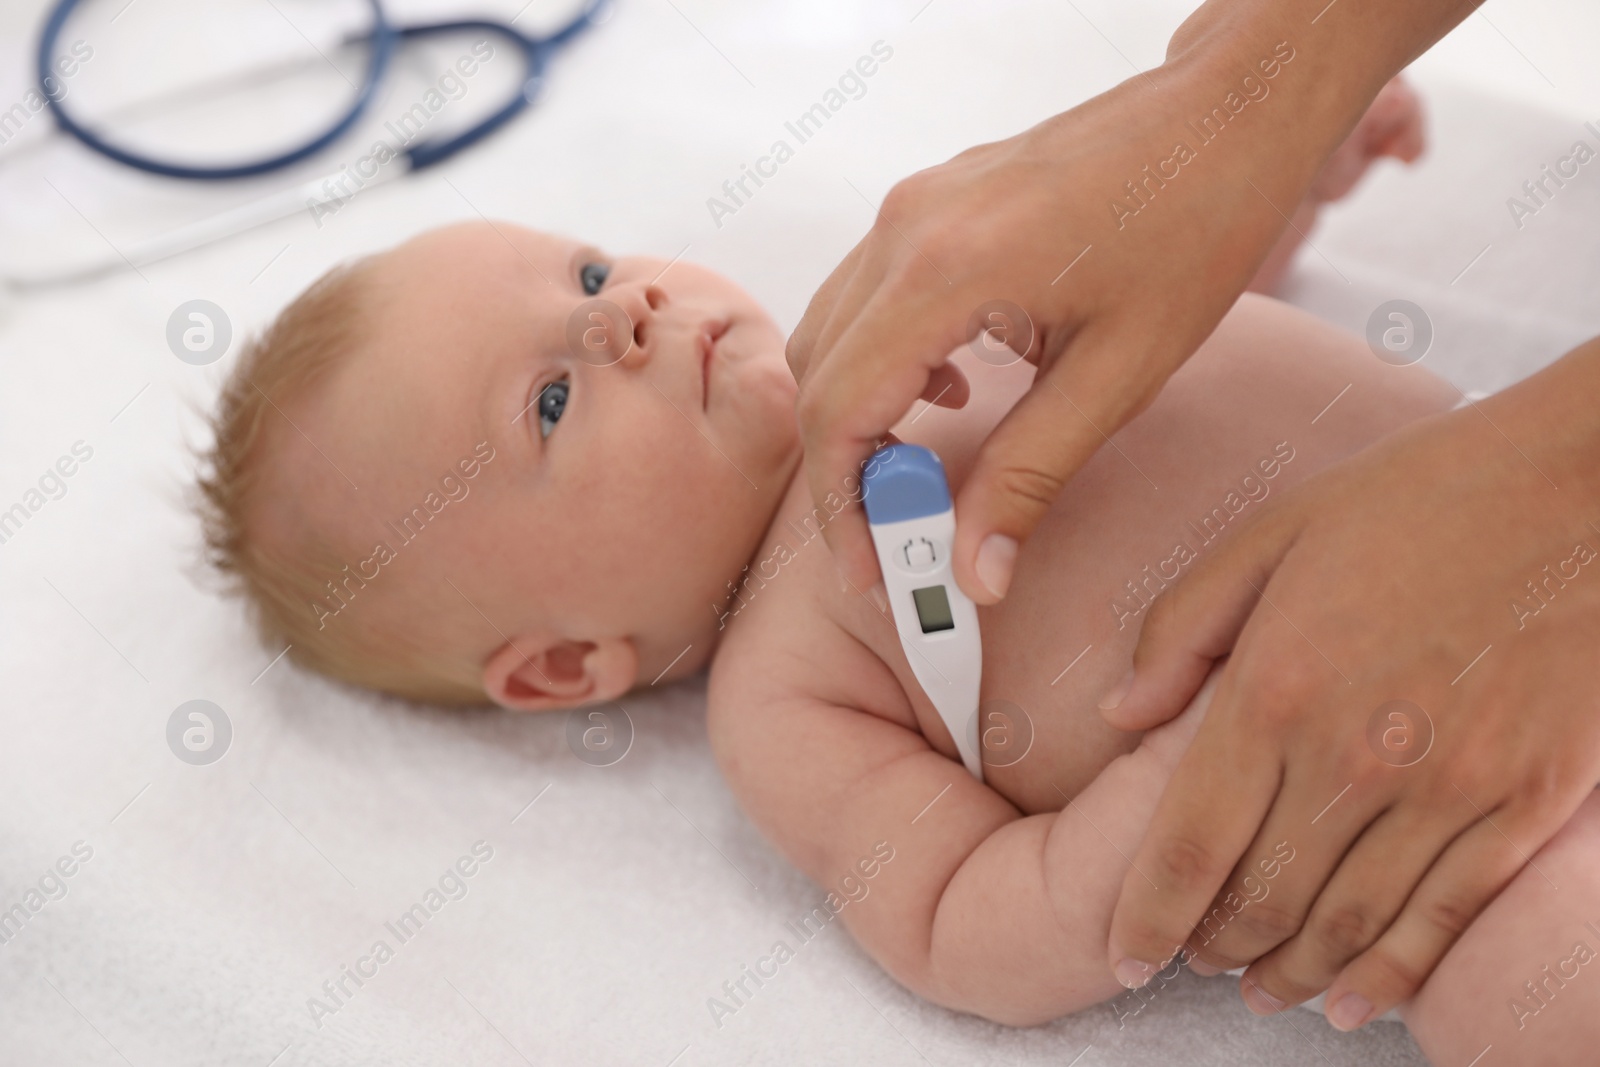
537, 378, 569, 439
579, 261, 610, 295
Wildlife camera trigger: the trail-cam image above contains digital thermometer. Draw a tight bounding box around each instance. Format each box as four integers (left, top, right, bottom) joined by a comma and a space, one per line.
862, 444, 984, 780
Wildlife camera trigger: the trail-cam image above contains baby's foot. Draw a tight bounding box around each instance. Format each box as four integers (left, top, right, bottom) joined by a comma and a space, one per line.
1247, 76, 1426, 294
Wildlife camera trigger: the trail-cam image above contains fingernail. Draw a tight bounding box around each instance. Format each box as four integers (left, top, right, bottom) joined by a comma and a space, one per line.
1327, 993, 1373, 1032
974, 533, 1017, 599
1242, 984, 1286, 1016
1114, 958, 1156, 990
868, 582, 889, 614
1098, 668, 1135, 711
1188, 957, 1223, 977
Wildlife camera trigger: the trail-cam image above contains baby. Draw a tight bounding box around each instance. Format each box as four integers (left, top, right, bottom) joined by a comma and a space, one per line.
197, 113, 1600, 1066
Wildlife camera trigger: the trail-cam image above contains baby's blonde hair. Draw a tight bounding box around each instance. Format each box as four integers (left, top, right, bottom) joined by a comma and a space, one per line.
195, 261, 488, 706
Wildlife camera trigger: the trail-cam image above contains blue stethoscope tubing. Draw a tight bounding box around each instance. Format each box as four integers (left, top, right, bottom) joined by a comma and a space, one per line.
4, 0, 606, 290
36, 0, 609, 179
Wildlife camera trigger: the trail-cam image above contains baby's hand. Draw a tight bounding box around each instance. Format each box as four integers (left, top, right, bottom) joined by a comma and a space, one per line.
1128, 668, 1218, 774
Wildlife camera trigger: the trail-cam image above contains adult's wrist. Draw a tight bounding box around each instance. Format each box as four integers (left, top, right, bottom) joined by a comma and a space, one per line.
1491, 336, 1600, 508
1160, 0, 1481, 168
1142, 21, 1369, 224
1166, 0, 1476, 88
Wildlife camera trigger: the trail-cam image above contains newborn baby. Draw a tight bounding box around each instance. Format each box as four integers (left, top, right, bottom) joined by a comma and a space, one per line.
197, 120, 1599, 1067
198, 219, 1600, 1061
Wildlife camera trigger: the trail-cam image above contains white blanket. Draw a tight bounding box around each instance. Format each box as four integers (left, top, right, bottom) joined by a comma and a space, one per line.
3, 1, 1597, 1064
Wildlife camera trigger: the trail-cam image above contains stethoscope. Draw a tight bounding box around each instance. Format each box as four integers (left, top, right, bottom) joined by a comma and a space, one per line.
6, 0, 608, 289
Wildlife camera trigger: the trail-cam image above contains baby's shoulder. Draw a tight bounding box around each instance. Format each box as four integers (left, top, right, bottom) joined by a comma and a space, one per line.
706, 560, 909, 726
709, 599, 903, 717
705, 484, 919, 762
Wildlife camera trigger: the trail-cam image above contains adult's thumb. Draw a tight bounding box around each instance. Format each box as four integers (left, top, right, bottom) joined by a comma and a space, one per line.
951, 340, 1140, 605
1103, 500, 1305, 731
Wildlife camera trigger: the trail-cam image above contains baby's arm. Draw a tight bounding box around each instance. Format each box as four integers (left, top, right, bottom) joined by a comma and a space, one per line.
718, 661, 1600, 1056
711, 673, 1213, 1026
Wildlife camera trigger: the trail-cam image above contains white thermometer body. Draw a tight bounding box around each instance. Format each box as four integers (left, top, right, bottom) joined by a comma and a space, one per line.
862, 444, 984, 780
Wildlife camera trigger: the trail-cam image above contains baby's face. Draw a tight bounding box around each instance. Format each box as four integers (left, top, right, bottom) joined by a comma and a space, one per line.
283, 222, 799, 706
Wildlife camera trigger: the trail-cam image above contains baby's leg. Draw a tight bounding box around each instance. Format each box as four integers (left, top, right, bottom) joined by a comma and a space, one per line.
1404, 789, 1600, 1062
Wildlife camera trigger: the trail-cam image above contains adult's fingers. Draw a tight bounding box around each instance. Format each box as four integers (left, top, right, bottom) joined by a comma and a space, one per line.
1105, 661, 1283, 988
1100, 495, 1305, 731
786, 239, 870, 385
948, 318, 1159, 605
789, 188, 930, 395
919, 360, 970, 408
1181, 763, 1390, 983
1320, 800, 1567, 1030
796, 284, 969, 595
1233, 803, 1465, 1009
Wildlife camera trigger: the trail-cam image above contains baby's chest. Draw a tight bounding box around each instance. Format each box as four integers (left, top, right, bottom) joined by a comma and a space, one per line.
709, 520, 1141, 814
967, 565, 1145, 811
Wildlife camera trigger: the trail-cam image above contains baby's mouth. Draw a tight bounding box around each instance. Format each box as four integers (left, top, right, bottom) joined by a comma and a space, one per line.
699, 317, 732, 409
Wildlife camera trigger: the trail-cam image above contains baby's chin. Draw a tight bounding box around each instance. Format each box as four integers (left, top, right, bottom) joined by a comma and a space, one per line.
717, 326, 801, 461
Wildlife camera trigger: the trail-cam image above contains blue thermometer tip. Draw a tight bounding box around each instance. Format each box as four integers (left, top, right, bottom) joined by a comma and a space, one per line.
862, 444, 952, 525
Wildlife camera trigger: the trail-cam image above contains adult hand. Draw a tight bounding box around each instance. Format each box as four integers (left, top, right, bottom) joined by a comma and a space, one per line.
1104, 340, 1600, 1029
785, 0, 1467, 608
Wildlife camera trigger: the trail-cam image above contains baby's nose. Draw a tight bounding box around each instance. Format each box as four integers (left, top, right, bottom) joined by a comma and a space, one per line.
611, 282, 668, 368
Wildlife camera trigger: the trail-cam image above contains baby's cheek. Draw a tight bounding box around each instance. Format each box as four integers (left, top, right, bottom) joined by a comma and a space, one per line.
611, 455, 748, 577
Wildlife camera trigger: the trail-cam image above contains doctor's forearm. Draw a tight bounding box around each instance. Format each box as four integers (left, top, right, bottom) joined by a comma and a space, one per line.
1168, 0, 1484, 94
1155, 0, 1484, 219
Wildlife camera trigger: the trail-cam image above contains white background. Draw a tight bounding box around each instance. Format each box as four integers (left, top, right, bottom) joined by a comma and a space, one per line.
0, 2, 1596, 1066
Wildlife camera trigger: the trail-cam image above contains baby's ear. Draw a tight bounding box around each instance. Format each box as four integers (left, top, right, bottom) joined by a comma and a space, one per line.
481, 636, 637, 713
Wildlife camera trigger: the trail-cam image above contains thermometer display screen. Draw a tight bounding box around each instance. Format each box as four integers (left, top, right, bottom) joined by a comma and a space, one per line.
911, 585, 955, 633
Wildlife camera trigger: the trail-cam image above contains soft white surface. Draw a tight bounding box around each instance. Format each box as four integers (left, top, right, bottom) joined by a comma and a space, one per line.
2, 1, 1598, 1065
